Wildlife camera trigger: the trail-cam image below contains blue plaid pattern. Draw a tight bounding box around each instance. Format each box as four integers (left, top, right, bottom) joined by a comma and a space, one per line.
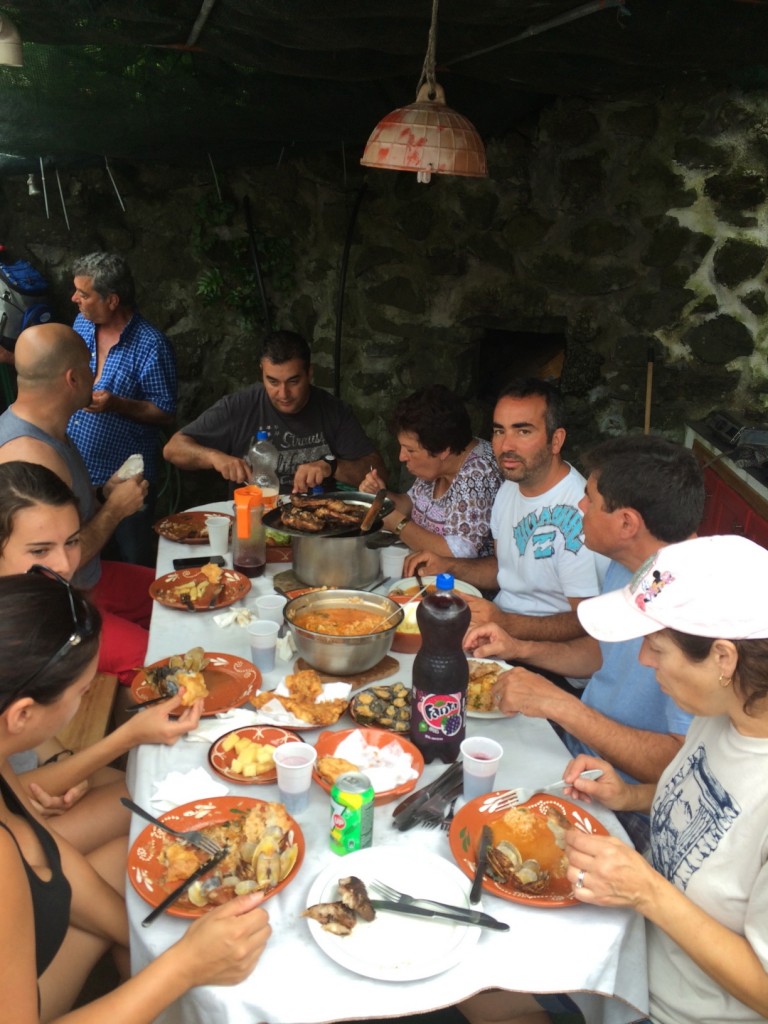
67, 312, 176, 484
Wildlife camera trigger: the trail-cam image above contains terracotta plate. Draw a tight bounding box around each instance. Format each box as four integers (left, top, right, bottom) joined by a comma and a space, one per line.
130, 652, 261, 717
153, 510, 232, 545
208, 725, 303, 784
128, 796, 304, 918
312, 727, 423, 806
448, 792, 609, 908
149, 567, 250, 611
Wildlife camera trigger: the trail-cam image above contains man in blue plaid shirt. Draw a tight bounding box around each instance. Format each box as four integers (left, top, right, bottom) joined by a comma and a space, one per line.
67, 253, 176, 565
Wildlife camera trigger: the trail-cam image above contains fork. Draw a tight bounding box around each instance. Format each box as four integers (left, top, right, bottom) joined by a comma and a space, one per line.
439, 796, 458, 832
121, 797, 223, 856
488, 769, 604, 812
370, 879, 463, 913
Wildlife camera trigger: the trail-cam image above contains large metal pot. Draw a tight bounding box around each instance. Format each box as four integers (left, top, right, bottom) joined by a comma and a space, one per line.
290, 491, 393, 589
284, 589, 403, 675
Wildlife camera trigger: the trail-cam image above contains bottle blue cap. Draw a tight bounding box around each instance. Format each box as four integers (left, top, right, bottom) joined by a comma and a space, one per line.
436, 573, 454, 590
311, 485, 324, 495
257, 430, 268, 440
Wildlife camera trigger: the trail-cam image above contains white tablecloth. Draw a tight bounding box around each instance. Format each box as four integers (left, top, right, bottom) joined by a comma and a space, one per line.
126, 503, 649, 1024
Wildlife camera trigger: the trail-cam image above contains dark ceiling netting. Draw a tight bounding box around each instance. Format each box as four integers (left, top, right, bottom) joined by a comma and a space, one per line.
0, 1, 765, 172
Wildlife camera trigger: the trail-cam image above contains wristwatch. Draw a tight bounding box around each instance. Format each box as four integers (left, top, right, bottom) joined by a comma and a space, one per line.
394, 514, 410, 536
323, 454, 337, 478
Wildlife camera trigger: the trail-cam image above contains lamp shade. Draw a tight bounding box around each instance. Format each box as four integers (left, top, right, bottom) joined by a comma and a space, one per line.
0, 15, 22, 66
360, 83, 487, 183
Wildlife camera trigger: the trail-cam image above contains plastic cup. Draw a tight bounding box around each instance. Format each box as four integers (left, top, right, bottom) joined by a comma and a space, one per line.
273, 743, 318, 814
247, 620, 279, 672
205, 515, 230, 556
255, 594, 287, 624
460, 736, 503, 800
380, 543, 408, 579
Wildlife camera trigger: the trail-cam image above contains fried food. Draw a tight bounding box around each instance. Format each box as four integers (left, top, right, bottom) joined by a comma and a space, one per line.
142, 647, 211, 702
251, 669, 348, 726
174, 670, 209, 705
339, 875, 375, 922
316, 756, 360, 785
284, 668, 324, 702
199, 562, 223, 584
467, 660, 504, 713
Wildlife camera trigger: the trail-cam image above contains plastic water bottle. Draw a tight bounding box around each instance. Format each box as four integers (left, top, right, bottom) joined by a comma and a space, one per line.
247, 430, 279, 510
409, 573, 471, 763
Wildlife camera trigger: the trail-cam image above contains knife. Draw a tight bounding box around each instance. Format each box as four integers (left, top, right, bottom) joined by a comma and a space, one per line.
470, 824, 493, 904
370, 899, 508, 931
359, 488, 388, 533
142, 846, 228, 927
391, 761, 462, 825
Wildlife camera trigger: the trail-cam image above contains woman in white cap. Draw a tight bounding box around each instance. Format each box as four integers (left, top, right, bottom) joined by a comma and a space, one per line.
460, 533, 768, 1024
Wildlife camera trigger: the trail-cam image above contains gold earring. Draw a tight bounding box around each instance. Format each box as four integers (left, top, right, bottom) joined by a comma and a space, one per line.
718, 673, 732, 687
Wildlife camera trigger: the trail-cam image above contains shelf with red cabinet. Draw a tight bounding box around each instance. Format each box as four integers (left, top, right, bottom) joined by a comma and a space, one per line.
688, 434, 768, 549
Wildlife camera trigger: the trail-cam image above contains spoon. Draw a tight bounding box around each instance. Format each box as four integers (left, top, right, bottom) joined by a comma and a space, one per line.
382, 583, 429, 628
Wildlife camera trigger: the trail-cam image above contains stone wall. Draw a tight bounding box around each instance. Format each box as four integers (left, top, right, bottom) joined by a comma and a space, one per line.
1, 79, 766, 504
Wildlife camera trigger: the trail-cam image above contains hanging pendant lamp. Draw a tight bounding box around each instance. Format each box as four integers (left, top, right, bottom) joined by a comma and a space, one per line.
0, 14, 22, 67
360, 0, 487, 184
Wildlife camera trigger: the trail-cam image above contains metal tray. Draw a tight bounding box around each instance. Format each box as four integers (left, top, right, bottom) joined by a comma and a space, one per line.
263, 491, 394, 539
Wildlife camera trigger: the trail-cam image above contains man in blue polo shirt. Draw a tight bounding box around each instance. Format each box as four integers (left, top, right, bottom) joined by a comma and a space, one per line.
67, 252, 176, 565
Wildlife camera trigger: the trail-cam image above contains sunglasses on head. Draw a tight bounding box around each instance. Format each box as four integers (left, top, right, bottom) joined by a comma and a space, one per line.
0, 565, 98, 713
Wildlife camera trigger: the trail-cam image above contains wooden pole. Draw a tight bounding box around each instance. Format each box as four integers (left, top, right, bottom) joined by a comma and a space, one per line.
644, 345, 654, 435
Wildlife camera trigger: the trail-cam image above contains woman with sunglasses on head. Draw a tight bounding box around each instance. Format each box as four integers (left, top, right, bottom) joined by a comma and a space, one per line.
0, 573, 270, 1023
459, 534, 768, 1024
0, 461, 202, 853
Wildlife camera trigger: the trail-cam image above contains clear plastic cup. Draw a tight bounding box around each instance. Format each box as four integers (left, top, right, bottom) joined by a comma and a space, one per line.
247, 620, 279, 672
273, 743, 318, 814
380, 543, 408, 579
205, 515, 230, 556
460, 736, 503, 800
255, 594, 287, 624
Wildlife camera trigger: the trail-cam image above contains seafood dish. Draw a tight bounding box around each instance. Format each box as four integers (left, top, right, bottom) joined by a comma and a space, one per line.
279, 495, 366, 533
484, 805, 572, 895
293, 606, 390, 637
303, 876, 376, 935
251, 669, 349, 726
349, 683, 411, 732
467, 660, 505, 713
155, 801, 299, 910
140, 646, 210, 706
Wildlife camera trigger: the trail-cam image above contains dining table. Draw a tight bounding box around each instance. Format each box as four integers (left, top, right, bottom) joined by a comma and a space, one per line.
125, 501, 649, 1024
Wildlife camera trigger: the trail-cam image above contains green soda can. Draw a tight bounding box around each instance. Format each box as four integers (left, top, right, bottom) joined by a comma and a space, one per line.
330, 771, 374, 855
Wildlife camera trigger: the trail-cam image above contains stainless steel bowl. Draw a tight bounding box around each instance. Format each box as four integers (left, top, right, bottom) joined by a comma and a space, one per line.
284, 589, 404, 675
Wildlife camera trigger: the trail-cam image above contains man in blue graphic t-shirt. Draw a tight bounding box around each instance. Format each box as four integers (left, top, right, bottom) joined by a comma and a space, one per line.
405, 379, 607, 647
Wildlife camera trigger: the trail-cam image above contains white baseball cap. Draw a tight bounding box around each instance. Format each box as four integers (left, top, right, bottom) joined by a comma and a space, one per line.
577, 534, 768, 642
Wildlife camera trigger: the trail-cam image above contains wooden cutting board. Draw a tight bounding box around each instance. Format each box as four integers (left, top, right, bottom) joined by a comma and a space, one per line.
294, 656, 400, 691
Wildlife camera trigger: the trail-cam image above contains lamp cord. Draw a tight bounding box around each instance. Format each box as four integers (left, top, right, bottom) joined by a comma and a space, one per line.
417, 0, 440, 98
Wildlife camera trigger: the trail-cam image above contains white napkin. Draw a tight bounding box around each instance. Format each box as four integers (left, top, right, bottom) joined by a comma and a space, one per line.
250, 681, 352, 727
276, 631, 296, 661
183, 707, 259, 743
151, 767, 229, 812
331, 730, 418, 792
213, 608, 254, 628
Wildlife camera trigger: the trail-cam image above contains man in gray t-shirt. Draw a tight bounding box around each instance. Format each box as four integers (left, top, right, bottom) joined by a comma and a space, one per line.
164, 330, 385, 493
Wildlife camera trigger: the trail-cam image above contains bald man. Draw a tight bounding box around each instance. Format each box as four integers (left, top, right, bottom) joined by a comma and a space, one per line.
0, 322, 152, 687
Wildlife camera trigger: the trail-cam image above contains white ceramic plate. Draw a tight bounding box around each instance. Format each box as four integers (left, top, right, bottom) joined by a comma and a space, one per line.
304, 847, 481, 981
467, 658, 508, 719
388, 575, 482, 599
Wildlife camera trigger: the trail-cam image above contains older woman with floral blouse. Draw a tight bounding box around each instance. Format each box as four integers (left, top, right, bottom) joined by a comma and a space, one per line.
360, 385, 501, 559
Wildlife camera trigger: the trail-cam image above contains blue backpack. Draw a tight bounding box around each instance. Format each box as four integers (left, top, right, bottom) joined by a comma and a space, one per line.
0, 259, 53, 352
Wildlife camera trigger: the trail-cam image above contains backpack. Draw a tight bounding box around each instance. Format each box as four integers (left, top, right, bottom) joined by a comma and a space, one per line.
0, 259, 53, 352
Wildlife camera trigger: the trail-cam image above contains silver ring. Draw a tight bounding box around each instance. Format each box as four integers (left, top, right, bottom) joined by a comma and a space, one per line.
575, 869, 586, 890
